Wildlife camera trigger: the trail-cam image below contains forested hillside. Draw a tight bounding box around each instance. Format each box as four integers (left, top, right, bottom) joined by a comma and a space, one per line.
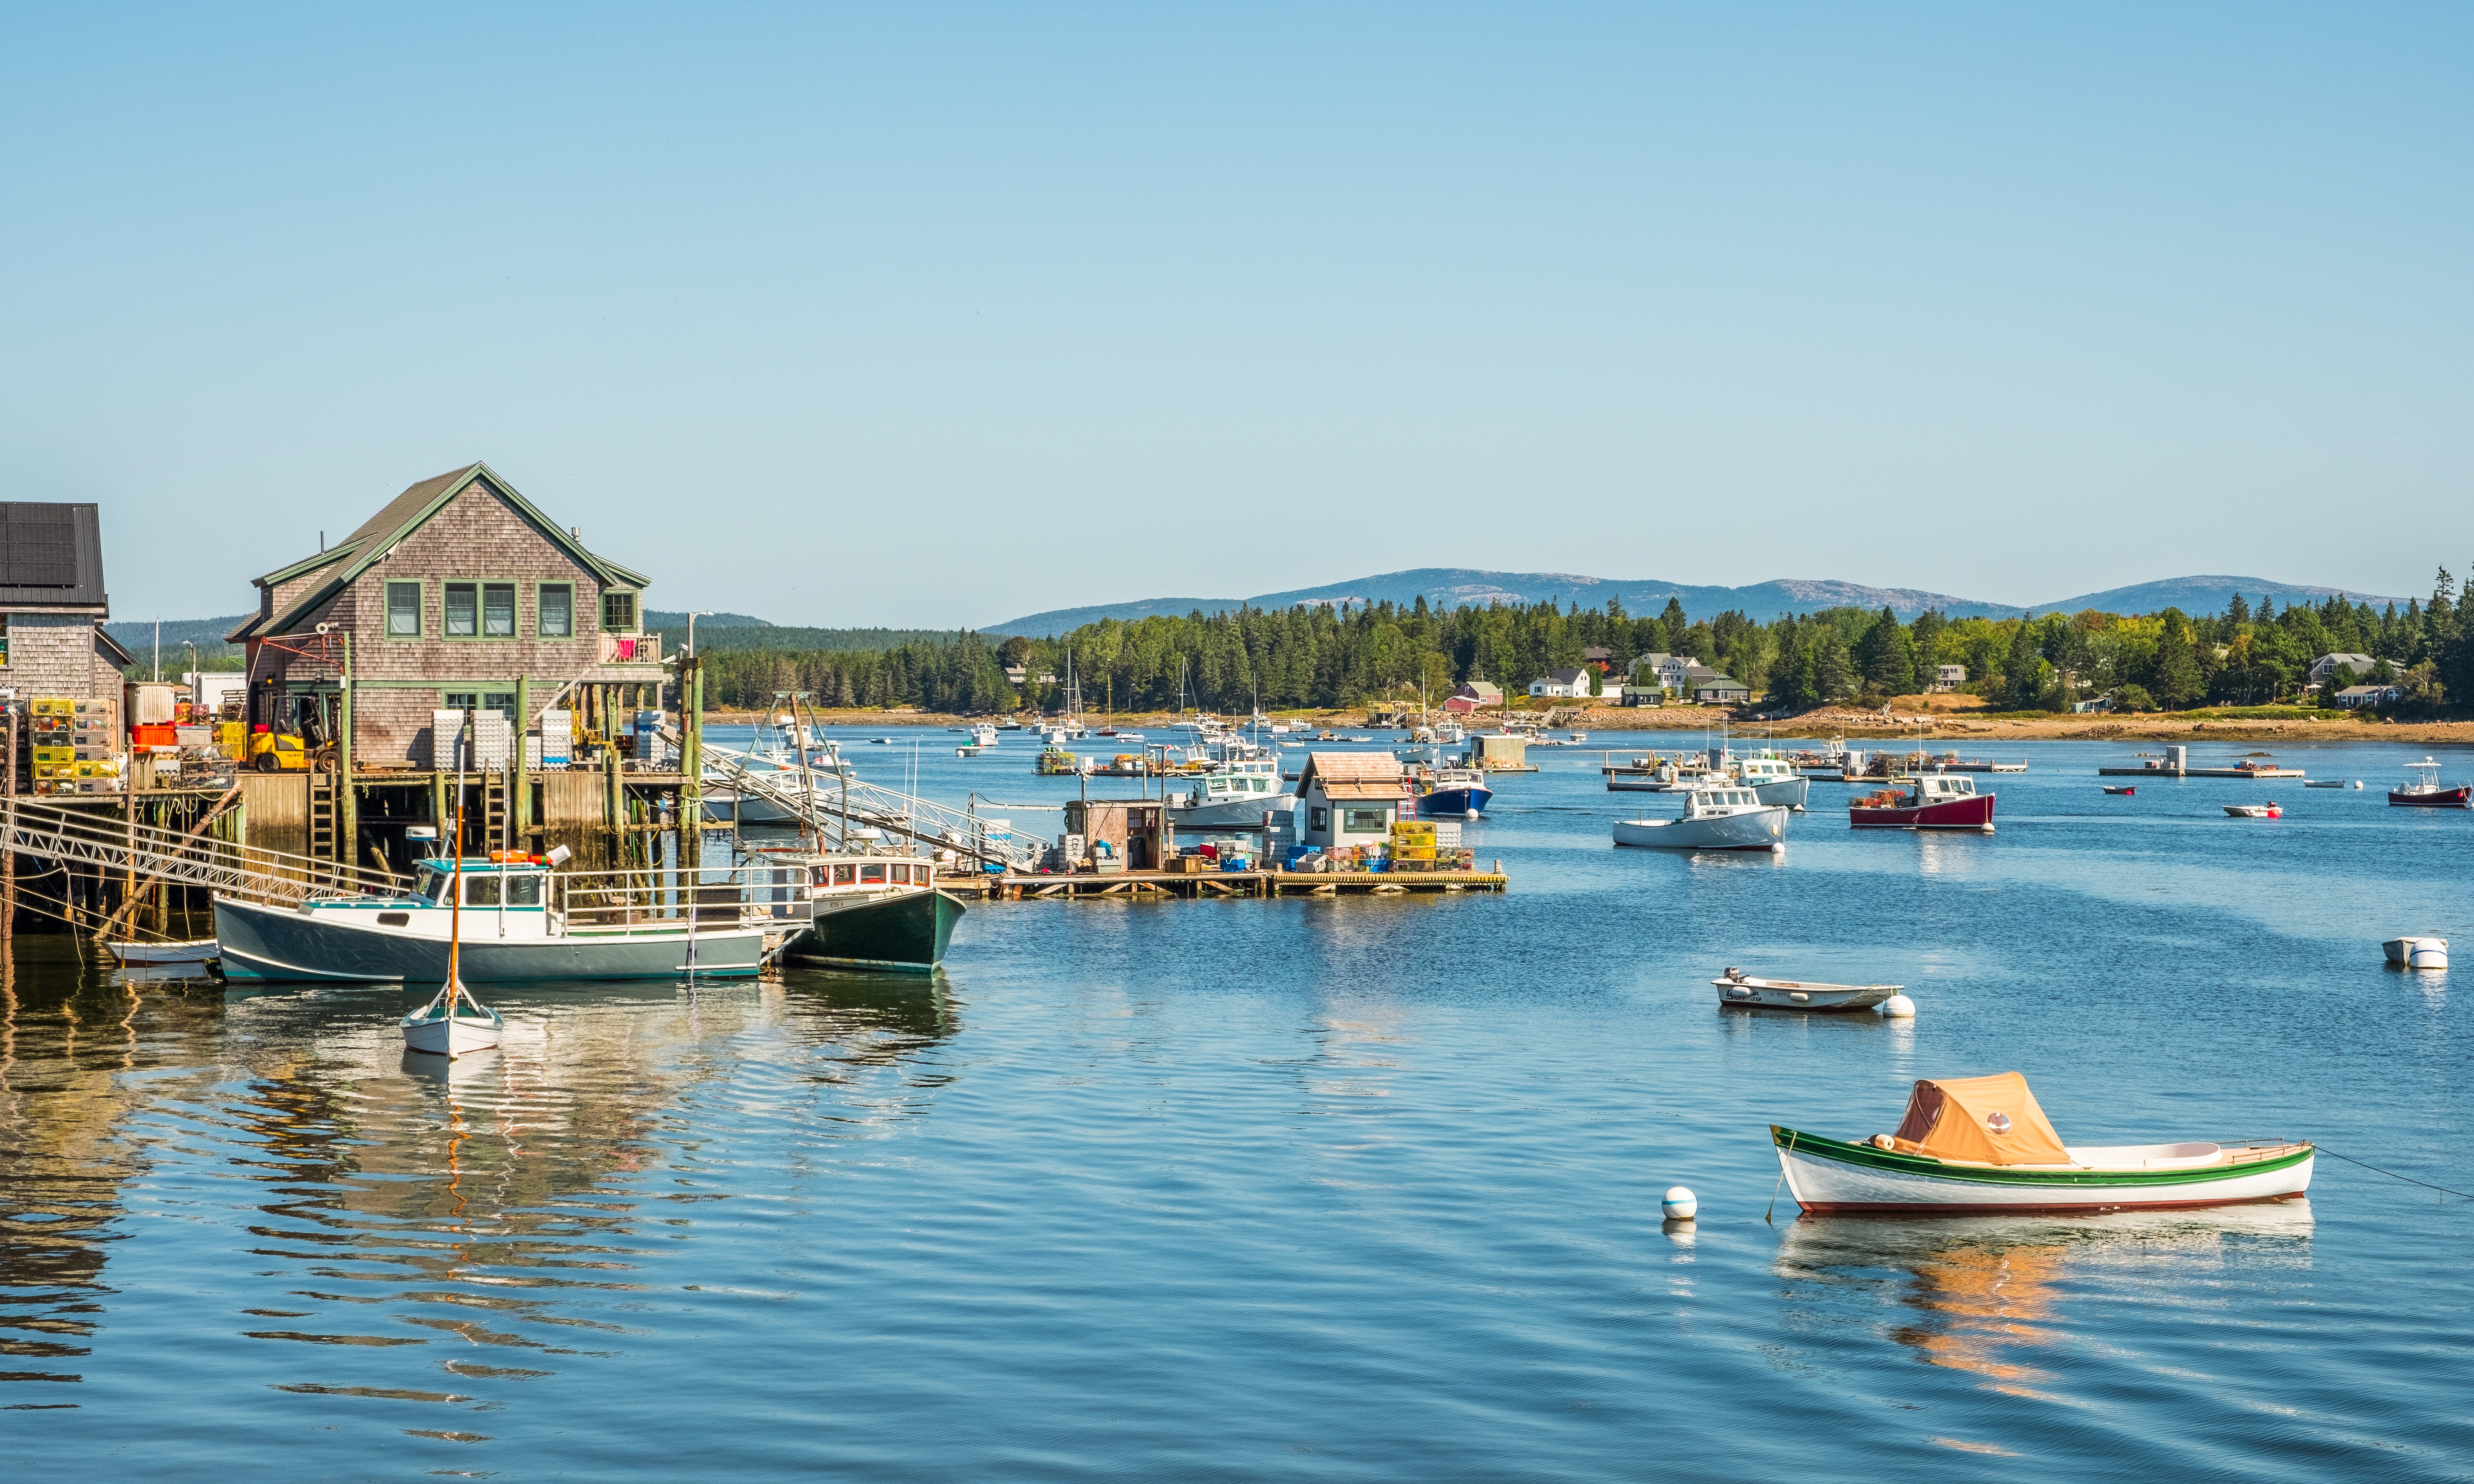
700, 571, 2474, 716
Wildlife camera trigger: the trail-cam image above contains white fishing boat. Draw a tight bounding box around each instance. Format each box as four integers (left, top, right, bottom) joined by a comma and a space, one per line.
1770, 1073, 2315, 1214
1167, 751, 1292, 827
401, 812, 503, 1058
1712, 968, 1900, 1012
2224, 803, 2283, 819
2383, 936, 2449, 969
1732, 754, 1810, 813
1612, 784, 1787, 851
970, 723, 1000, 748
104, 937, 219, 965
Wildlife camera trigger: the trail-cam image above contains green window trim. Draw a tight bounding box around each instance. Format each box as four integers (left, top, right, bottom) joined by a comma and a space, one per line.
0, 612, 10, 667
601, 588, 638, 635
442, 579, 521, 641
537, 582, 575, 640
1343, 808, 1391, 833
385, 580, 424, 639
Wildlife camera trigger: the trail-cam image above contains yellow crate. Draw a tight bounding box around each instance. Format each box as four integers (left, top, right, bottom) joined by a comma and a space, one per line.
1395, 846, 1437, 860
1390, 821, 1437, 843
33, 697, 72, 717
33, 747, 72, 764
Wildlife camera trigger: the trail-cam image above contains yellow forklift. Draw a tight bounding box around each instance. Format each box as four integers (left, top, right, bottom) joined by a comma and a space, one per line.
249, 684, 339, 773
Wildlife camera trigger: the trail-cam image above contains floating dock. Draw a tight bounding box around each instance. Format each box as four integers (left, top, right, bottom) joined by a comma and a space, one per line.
2095, 764, 2305, 778
942, 867, 1509, 900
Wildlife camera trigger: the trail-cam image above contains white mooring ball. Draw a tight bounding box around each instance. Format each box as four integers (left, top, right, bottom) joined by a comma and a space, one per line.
1661, 1186, 1698, 1221
1879, 994, 1917, 1018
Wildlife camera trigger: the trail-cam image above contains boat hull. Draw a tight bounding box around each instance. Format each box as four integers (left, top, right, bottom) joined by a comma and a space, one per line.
1417, 785, 1492, 817
1748, 776, 1810, 812
2390, 787, 2471, 807
1613, 807, 1786, 851
1849, 794, 1996, 831
402, 1012, 503, 1057
106, 937, 219, 964
1771, 1127, 2314, 1214
786, 889, 965, 973
1714, 978, 1896, 1012
1169, 793, 1298, 828
214, 897, 764, 982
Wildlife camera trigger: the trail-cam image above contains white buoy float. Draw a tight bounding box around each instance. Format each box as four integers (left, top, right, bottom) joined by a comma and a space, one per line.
1878, 993, 1917, 1017
1661, 1186, 1698, 1220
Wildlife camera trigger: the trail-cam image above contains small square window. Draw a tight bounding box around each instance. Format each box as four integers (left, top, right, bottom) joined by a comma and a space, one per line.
483, 583, 515, 637
602, 590, 637, 633
443, 691, 478, 712
444, 583, 477, 637
483, 692, 516, 718
1310, 806, 1329, 831
386, 581, 421, 637
539, 584, 573, 638
1345, 808, 1389, 833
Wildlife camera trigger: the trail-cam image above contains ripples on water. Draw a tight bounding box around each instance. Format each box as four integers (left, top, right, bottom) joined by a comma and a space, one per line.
3, 737, 2471, 1479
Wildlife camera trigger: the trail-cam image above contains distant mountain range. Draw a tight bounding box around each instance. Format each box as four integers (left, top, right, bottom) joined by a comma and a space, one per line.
983, 569, 2413, 636
104, 574, 2417, 667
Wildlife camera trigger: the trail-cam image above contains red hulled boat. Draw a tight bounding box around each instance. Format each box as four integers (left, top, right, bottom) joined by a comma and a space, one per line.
1848, 772, 1997, 833
2390, 757, 2471, 808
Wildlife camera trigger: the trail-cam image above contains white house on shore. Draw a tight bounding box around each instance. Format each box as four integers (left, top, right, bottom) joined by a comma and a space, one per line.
1529, 667, 1593, 699
2308, 653, 2377, 686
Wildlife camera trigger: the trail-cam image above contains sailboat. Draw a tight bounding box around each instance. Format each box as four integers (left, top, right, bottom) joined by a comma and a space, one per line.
401, 771, 503, 1058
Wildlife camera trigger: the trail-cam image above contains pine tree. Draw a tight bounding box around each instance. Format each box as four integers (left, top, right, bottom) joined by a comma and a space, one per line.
2004, 620, 2046, 710
2152, 620, 2203, 709
1856, 606, 1916, 695
1814, 630, 1855, 703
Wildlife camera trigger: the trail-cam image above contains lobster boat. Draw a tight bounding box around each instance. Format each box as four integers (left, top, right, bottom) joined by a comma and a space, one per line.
1613, 784, 1786, 851
2390, 757, 2471, 808
2102, 785, 2135, 796
2224, 802, 2283, 819
1769, 1072, 2314, 1214
1848, 773, 1995, 832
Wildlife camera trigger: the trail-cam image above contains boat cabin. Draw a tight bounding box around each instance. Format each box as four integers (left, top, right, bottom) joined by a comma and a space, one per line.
410, 856, 550, 908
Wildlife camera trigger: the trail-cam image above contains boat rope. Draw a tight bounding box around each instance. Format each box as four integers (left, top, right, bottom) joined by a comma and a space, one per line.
2315, 1147, 2474, 1202
1764, 1131, 1796, 1224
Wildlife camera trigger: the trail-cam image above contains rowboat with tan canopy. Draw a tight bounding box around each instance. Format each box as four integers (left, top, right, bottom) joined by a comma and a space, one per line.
1770, 1072, 2313, 1214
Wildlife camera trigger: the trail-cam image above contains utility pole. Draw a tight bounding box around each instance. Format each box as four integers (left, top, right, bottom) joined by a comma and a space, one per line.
679, 653, 703, 872
336, 628, 355, 874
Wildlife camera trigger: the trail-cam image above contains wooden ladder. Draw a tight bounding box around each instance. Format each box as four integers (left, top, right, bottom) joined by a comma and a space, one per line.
308, 771, 338, 863
482, 771, 510, 854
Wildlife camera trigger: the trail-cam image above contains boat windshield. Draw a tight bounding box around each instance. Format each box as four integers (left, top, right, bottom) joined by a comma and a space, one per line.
413, 867, 447, 903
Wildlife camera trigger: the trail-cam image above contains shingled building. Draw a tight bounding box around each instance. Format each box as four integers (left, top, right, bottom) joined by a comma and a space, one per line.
0, 502, 133, 699
227, 462, 664, 767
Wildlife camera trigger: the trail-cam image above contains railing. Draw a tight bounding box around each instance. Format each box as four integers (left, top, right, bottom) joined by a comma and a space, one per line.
1, 795, 397, 907
687, 734, 1042, 870
597, 631, 663, 665
549, 862, 812, 935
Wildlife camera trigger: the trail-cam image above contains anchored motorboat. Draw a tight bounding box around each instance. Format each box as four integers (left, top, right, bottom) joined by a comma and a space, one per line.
1712, 968, 1901, 1012
1769, 1072, 2315, 1214
1732, 753, 1810, 813
1848, 772, 1996, 832
2224, 803, 2283, 819
1613, 784, 1787, 851
2390, 757, 2470, 808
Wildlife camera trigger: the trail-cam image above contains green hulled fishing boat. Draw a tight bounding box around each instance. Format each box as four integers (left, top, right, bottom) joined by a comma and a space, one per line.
769, 849, 965, 973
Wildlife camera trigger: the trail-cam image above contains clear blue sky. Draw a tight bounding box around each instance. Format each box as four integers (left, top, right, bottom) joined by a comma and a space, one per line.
3, 4, 2465, 627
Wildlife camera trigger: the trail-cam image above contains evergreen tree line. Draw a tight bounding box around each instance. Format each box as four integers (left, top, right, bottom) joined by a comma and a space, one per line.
696, 571, 2474, 715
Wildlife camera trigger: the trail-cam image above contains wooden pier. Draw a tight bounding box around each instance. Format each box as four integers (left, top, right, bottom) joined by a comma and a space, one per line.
946, 867, 1509, 901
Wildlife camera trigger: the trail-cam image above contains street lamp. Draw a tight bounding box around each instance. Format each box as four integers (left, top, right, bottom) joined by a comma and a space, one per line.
684, 612, 717, 658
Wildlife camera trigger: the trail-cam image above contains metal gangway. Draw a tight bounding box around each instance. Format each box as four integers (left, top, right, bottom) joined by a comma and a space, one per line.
2, 793, 399, 910
687, 735, 1043, 870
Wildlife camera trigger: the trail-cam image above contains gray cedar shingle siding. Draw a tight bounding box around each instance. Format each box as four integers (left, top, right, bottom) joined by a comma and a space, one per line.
242, 466, 656, 765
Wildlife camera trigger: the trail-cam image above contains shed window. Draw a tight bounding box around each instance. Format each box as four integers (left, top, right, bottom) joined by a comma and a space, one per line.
386, 581, 421, 637
443, 691, 479, 712
603, 590, 638, 633
1344, 808, 1389, 833
444, 583, 477, 637
1310, 806, 1329, 831
483, 692, 516, 718
539, 584, 573, 638
483, 583, 516, 637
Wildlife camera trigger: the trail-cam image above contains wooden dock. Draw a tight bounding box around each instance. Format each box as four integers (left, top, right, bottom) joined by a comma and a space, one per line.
2094, 765, 2305, 778
943, 868, 1509, 900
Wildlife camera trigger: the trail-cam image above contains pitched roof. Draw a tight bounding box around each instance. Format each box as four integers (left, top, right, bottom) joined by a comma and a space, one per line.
1297, 751, 1405, 801
229, 462, 651, 642
0, 502, 109, 611
1542, 668, 1589, 686
1454, 680, 1502, 699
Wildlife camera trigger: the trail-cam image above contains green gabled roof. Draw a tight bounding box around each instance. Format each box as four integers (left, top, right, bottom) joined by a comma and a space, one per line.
228, 462, 650, 642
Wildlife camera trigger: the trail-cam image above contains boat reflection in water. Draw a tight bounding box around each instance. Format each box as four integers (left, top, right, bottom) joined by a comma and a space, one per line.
1772, 1204, 2314, 1391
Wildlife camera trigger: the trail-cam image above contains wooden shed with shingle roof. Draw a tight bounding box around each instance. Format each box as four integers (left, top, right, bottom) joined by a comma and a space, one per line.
1295, 751, 1409, 848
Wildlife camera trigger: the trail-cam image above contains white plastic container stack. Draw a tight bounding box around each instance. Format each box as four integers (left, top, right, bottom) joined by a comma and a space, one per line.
431, 709, 468, 769
539, 709, 573, 769
472, 712, 516, 771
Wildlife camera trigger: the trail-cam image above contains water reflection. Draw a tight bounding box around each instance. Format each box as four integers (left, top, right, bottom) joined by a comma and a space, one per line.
1774, 1204, 2315, 1394
1, 951, 963, 1422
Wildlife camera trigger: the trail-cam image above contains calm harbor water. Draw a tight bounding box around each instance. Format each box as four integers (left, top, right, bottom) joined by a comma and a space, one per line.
5, 732, 2470, 1480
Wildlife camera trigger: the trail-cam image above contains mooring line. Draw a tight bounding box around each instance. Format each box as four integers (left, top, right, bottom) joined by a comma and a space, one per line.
2316, 1147, 2474, 1201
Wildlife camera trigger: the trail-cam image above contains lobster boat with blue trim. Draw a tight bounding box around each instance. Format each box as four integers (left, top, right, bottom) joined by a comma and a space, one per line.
1771, 1072, 2313, 1214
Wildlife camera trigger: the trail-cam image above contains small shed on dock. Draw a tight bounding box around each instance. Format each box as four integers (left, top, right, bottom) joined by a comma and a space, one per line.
1063, 798, 1171, 869
1297, 752, 1407, 848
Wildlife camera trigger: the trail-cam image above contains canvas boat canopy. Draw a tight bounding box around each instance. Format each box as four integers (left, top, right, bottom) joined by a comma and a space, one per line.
1888, 1072, 2071, 1166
